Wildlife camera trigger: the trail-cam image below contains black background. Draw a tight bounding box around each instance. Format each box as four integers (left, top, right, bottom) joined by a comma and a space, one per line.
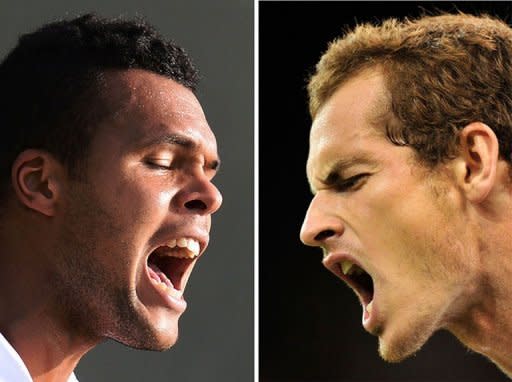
259, 2, 511, 381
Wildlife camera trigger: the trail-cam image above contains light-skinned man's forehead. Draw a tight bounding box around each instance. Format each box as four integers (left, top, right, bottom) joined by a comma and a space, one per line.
311, 66, 391, 123
306, 69, 389, 193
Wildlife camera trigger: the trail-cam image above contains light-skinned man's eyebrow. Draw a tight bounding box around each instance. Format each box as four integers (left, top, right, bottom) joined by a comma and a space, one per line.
309, 155, 377, 194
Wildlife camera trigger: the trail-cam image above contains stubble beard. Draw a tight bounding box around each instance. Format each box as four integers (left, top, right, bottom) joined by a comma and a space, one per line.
49, 181, 172, 351
376, 200, 465, 363
377, 307, 441, 363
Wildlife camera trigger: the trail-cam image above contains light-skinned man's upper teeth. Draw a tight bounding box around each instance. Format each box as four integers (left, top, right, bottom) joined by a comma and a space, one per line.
341, 260, 354, 275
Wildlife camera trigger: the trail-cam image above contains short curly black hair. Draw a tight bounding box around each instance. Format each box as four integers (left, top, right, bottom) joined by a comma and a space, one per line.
0, 13, 199, 199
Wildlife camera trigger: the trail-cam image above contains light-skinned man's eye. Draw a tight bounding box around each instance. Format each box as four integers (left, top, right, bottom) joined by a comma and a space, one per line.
335, 173, 368, 192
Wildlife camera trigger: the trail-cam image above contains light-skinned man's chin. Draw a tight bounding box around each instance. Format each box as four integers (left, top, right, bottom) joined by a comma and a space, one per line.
377, 327, 435, 363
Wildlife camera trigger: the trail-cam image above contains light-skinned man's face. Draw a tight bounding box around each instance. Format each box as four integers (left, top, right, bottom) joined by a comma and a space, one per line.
51, 69, 222, 350
300, 68, 481, 362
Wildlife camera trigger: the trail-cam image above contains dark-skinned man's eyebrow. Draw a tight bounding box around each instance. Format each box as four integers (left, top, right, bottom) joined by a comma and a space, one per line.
208, 159, 220, 172
139, 133, 221, 173
138, 133, 197, 150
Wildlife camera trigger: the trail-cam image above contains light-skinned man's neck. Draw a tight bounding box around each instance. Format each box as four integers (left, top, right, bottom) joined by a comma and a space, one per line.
447, 165, 512, 377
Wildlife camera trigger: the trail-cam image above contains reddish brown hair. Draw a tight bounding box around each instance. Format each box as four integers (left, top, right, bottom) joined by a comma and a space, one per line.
308, 14, 512, 166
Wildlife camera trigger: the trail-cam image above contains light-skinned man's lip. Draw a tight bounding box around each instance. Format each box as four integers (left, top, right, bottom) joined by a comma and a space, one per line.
362, 299, 378, 334
322, 252, 364, 277
325, 252, 379, 334
323, 251, 375, 277
322, 251, 375, 312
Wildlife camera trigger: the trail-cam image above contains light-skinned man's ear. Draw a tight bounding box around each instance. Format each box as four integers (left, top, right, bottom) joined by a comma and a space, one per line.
452, 122, 500, 204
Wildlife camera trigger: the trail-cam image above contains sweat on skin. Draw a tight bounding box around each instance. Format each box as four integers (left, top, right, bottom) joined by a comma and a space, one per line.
0, 69, 222, 382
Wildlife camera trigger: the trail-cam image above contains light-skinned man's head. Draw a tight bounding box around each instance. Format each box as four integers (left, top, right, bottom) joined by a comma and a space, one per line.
300, 13, 512, 375
0, 13, 222, 378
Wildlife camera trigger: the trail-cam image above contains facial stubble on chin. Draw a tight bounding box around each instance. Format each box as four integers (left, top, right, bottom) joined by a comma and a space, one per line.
377, 316, 439, 363
49, 182, 169, 351
376, 234, 461, 362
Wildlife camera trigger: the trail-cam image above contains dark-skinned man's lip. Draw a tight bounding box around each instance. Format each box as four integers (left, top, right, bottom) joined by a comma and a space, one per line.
147, 261, 188, 312
144, 236, 205, 312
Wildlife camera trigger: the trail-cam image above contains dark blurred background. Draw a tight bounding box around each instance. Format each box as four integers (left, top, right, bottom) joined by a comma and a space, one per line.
259, 2, 511, 381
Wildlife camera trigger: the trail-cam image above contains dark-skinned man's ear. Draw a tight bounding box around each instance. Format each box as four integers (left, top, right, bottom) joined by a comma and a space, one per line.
453, 122, 499, 203
11, 149, 63, 217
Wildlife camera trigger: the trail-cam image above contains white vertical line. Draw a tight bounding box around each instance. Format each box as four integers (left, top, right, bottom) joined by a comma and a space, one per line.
254, 0, 260, 382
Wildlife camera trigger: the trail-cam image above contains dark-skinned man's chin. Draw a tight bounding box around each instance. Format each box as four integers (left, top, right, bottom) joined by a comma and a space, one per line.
109, 322, 180, 351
